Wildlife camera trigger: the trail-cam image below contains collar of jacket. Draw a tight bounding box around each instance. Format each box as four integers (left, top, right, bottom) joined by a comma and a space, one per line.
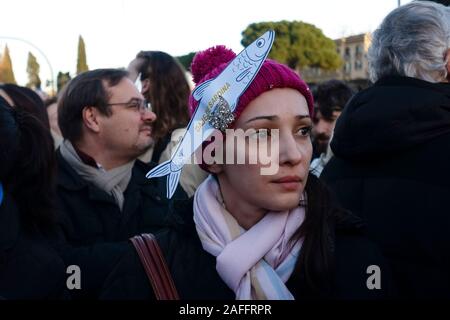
374, 75, 450, 96
332, 75, 450, 160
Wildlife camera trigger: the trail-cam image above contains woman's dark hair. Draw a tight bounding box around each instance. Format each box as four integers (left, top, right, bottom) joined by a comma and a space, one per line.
0, 84, 49, 130
292, 173, 364, 296
137, 51, 191, 141
314, 80, 354, 120
1, 92, 57, 234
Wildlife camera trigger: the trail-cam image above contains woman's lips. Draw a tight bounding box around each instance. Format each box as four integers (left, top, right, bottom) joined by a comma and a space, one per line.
272, 176, 302, 191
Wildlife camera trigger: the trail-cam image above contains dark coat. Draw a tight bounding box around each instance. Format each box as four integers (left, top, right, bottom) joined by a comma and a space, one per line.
0, 191, 68, 299
55, 150, 187, 298
322, 76, 450, 298
100, 197, 393, 300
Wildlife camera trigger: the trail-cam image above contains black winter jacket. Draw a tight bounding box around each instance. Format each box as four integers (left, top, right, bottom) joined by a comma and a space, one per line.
100, 197, 393, 300
55, 151, 187, 298
322, 76, 450, 298
0, 191, 68, 299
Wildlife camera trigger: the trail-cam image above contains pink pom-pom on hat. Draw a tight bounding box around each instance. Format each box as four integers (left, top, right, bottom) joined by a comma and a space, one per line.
190, 45, 236, 85
189, 46, 314, 121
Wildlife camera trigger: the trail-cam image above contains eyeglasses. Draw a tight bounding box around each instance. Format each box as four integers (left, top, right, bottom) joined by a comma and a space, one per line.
107, 99, 152, 114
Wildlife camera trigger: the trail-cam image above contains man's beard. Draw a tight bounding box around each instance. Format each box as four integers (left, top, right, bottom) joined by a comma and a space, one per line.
138, 138, 155, 155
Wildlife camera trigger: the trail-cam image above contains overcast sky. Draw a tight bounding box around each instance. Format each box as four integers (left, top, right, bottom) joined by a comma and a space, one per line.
0, 0, 412, 87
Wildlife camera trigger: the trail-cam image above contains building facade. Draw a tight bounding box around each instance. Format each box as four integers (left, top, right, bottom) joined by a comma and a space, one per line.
300, 33, 371, 87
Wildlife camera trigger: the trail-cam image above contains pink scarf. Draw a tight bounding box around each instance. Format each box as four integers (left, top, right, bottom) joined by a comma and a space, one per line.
193, 176, 305, 300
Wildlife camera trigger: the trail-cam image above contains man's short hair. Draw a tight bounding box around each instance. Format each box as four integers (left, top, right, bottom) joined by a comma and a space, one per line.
57, 69, 128, 143
315, 80, 354, 120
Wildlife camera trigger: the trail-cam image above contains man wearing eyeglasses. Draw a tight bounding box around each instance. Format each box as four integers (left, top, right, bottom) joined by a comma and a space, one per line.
55, 68, 187, 299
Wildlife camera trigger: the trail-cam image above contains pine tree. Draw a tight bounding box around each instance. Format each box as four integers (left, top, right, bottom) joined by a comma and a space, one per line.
76, 35, 89, 75
176, 52, 196, 71
0, 45, 17, 84
26, 52, 41, 89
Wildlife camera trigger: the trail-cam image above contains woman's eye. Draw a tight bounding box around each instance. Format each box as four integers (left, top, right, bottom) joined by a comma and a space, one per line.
249, 129, 270, 139
297, 126, 312, 137
257, 129, 269, 138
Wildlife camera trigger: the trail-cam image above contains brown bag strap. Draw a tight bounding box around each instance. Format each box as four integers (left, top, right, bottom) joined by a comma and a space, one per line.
130, 233, 179, 300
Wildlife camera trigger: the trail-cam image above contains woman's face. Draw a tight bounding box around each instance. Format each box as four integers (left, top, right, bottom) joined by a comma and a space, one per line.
215, 88, 312, 217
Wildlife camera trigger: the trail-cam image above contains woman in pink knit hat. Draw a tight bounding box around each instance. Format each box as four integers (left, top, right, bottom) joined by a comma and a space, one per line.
101, 46, 393, 300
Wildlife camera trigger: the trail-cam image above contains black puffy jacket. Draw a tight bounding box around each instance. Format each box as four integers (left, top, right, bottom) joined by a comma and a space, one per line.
322, 76, 450, 298
55, 151, 187, 298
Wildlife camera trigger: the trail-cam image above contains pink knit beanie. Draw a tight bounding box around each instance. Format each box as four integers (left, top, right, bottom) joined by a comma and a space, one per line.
189, 45, 314, 121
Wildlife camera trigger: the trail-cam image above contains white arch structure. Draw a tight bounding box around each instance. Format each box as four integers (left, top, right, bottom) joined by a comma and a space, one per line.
0, 36, 55, 93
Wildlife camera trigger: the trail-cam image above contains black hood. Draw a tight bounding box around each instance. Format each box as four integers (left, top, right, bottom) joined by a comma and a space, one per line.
331, 76, 450, 160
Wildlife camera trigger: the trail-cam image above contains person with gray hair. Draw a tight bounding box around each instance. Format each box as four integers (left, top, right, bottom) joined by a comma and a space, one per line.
321, 1, 450, 298
368, 0, 450, 83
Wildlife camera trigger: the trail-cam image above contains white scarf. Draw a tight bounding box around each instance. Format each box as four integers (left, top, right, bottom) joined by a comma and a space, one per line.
193, 176, 305, 300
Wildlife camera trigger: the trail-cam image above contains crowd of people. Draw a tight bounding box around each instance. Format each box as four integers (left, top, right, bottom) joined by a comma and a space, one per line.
1, 1, 450, 300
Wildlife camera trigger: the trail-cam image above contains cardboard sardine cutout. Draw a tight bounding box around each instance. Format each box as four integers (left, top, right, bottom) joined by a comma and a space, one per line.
146, 30, 275, 198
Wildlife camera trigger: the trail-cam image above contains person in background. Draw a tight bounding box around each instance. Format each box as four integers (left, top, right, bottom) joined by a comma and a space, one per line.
310, 80, 354, 176
55, 68, 186, 298
0, 90, 67, 299
45, 96, 63, 149
0, 84, 49, 128
322, 1, 450, 298
128, 51, 208, 197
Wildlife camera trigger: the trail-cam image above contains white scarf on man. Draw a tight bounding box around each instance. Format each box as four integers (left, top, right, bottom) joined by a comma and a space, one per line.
60, 140, 134, 211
